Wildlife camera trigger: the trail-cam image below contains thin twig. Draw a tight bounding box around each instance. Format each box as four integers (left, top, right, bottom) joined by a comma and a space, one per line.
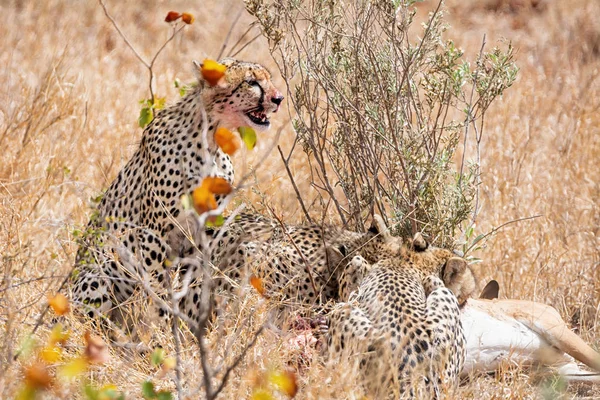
12, 264, 75, 361
217, 8, 245, 60
230, 33, 263, 58
465, 214, 543, 255
211, 326, 264, 398
459, 34, 486, 184
98, 0, 149, 68
277, 144, 313, 223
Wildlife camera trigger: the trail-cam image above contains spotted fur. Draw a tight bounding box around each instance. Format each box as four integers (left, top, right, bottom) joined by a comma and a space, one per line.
325, 241, 467, 399
166, 212, 409, 324
71, 59, 283, 321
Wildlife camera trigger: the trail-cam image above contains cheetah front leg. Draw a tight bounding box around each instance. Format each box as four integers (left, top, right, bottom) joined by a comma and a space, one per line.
324, 302, 376, 358
423, 275, 465, 395
338, 255, 372, 301
324, 302, 396, 397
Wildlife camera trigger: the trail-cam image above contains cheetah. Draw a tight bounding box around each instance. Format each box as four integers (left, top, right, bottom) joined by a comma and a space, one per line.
71, 59, 283, 321
324, 226, 469, 399
166, 212, 412, 324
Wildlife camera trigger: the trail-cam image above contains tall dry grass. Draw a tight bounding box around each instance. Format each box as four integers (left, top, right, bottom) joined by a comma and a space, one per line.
0, 0, 598, 398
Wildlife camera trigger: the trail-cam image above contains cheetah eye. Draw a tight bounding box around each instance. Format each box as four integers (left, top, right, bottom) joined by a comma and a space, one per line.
246, 80, 260, 87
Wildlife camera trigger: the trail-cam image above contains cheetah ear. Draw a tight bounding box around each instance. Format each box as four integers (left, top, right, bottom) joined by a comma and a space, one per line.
479, 280, 500, 300
442, 257, 467, 286
192, 60, 203, 81
372, 214, 391, 240
325, 245, 346, 269
442, 257, 477, 305
411, 232, 428, 252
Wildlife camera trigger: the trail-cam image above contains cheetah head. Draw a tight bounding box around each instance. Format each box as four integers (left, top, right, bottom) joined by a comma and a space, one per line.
440, 255, 477, 306
194, 58, 283, 132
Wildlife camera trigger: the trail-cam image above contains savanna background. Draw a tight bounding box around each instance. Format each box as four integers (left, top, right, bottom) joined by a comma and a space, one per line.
1, 0, 599, 398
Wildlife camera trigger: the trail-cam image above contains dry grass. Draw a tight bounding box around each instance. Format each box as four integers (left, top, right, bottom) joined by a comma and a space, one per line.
1, 0, 599, 398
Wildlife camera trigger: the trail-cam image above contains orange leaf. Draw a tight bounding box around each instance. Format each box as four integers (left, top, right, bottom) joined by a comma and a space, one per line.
48, 293, 70, 316
24, 363, 53, 390
192, 184, 217, 214
165, 11, 181, 23
181, 12, 195, 24
214, 127, 240, 156
250, 275, 267, 298
84, 331, 109, 365
201, 59, 227, 86
205, 177, 232, 195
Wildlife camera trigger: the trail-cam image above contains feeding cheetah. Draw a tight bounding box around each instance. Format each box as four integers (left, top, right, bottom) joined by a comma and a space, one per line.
166, 212, 414, 324
71, 59, 283, 321
324, 223, 470, 398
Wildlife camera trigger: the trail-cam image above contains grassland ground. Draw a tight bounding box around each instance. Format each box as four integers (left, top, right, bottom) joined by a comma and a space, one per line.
1, 0, 599, 398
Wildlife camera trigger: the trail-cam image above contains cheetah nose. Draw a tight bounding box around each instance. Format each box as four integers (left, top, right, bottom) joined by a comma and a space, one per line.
271, 95, 284, 106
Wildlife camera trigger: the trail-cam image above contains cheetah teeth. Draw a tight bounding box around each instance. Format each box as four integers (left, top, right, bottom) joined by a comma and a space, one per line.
247, 109, 270, 125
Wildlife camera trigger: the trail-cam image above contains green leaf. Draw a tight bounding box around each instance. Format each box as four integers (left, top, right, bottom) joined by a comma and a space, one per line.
18, 335, 37, 359
238, 126, 257, 150
84, 385, 99, 400
100, 387, 121, 399
156, 391, 174, 400
151, 348, 165, 367
471, 233, 485, 247
465, 226, 474, 239
205, 214, 225, 227
139, 107, 153, 128
141, 381, 156, 399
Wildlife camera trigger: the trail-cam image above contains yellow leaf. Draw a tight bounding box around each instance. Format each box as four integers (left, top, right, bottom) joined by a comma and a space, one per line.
250, 275, 267, 298
238, 126, 257, 150
49, 323, 69, 346
268, 370, 298, 398
214, 127, 240, 156
180, 194, 193, 210
201, 59, 227, 87
251, 388, 274, 400
163, 357, 176, 370
15, 385, 37, 400
40, 345, 62, 363
181, 12, 195, 24
58, 357, 88, 379
23, 363, 54, 390
48, 293, 70, 316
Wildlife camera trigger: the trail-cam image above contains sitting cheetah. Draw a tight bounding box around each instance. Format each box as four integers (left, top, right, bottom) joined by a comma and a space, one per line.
71, 59, 283, 321
324, 229, 469, 399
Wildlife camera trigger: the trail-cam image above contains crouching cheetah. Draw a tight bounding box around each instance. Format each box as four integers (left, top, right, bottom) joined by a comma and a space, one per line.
324, 225, 472, 399
71, 59, 283, 321
166, 212, 414, 324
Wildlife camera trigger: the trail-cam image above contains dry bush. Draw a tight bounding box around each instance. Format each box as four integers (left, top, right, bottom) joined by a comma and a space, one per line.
1, 0, 599, 398
247, 0, 517, 249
